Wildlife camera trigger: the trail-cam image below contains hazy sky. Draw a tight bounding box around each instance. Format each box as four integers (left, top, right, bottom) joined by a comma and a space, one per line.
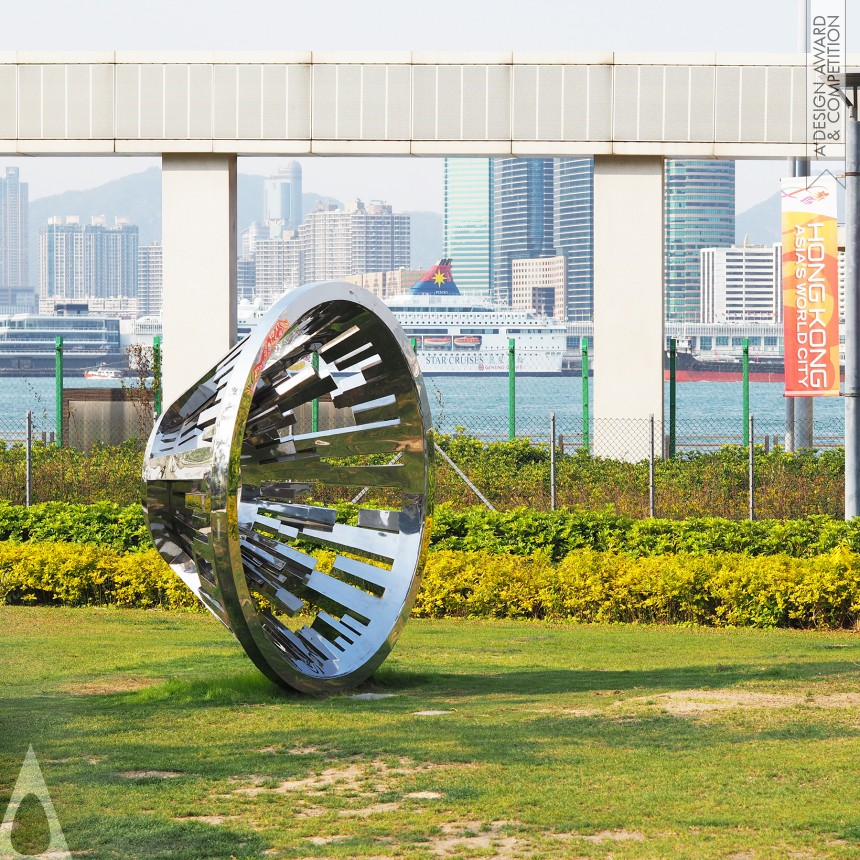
1, 0, 857, 212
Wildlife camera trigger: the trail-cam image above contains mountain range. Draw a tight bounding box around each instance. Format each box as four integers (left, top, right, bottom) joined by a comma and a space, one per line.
27, 167, 443, 273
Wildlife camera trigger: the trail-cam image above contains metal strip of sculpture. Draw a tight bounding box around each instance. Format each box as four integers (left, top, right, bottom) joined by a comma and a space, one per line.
142, 283, 433, 693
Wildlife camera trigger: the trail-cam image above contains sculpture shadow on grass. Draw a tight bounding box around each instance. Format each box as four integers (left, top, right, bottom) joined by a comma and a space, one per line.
69, 814, 268, 860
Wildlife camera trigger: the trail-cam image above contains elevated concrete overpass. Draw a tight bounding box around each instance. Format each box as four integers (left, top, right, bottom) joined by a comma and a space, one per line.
1, 51, 852, 449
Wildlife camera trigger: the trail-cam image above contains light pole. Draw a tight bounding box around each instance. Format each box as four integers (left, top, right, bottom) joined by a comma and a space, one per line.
841, 71, 860, 518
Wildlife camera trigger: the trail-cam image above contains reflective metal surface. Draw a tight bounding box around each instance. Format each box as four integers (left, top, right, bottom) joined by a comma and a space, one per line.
142, 282, 434, 693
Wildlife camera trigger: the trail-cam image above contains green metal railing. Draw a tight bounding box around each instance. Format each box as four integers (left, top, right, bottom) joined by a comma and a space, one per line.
581, 337, 590, 454
153, 335, 162, 418
54, 336, 63, 447
508, 338, 516, 441
668, 337, 676, 458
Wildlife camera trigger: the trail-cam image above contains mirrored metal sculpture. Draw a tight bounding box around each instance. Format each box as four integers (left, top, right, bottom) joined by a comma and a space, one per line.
142, 282, 433, 693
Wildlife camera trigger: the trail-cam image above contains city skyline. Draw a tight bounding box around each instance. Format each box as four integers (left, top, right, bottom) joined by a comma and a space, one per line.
0, 156, 813, 322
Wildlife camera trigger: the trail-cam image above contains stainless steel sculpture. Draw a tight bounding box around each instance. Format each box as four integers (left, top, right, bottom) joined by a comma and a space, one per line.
142, 283, 433, 693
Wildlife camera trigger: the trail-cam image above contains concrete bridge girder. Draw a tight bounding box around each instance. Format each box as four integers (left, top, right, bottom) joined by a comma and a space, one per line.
5, 51, 854, 440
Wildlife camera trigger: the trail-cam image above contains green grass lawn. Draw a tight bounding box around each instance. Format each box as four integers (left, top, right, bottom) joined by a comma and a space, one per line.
3, 609, 860, 858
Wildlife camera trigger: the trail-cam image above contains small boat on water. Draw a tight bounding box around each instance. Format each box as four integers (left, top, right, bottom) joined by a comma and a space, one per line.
453, 335, 482, 349
84, 364, 123, 380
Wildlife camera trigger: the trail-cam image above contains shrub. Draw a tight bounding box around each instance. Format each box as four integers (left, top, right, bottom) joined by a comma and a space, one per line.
0, 542, 197, 609
414, 548, 860, 629
0, 439, 144, 506
0, 434, 849, 518
5, 501, 860, 560
6, 540, 860, 629
0, 501, 150, 552
430, 506, 860, 560
432, 436, 846, 519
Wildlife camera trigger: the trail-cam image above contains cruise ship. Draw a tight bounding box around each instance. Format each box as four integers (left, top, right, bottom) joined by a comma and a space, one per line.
385, 260, 566, 375
0, 311, 124, 376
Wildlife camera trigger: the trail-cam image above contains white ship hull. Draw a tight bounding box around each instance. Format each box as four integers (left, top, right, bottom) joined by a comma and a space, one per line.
414, 334, 565, 376
417, 346, 565, 375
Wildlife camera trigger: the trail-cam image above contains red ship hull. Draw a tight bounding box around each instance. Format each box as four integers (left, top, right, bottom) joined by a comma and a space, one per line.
665, 368, 785, 383
665, 368, 846, 384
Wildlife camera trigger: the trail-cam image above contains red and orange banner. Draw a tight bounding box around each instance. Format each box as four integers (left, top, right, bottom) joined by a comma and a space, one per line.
781, 175, 840, 397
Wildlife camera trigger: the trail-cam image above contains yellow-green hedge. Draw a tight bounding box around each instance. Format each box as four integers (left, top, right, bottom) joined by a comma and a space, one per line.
415, 548, 860, 628
0, 542, 198, 609
4, 542, 860, 629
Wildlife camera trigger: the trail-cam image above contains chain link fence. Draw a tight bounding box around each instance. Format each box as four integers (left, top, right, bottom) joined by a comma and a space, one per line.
0, 360, 849, 519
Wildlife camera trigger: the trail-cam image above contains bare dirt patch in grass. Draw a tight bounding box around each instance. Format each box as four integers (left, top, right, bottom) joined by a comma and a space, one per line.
46, 755, 103, 765
305, 834, 349, 846
429, 820, 520, 858
258, 744, 324, 756
64, 676, 160, 695
528, 690, 860, 721
338, 802, 402, 818
295, 805, 328, 819
527, 706, 601, 716
119, 770, 182, 779
654, 690, 860, 716
231, 756, 442, 798
566, 829, 646, 843
172, 815, 240, 826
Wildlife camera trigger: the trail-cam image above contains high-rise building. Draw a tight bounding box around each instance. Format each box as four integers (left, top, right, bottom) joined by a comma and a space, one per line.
40, 216, 138, 314
237, 256, 256, 302
138, 242, 163, 317
445, 157, 730, 323
0, 167, 31, 309
443, 158, 493, 298
84, 216, 138, 300
665, 160, 736, 322
242, 221, 267, 258
493, 158, 555, 306
40, 217, 84, 308
299, 204, 353, 283
254, 230, 302, 307
343, 269, 425, 300
299, 200, 410, 283
511, 255, 566, 320
700, 241, 845, 328
553, 158, 593, 322
264, 161, 303, 236
700, 244, 782, 324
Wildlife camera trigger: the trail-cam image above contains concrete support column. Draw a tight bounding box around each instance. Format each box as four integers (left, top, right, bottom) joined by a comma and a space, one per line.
162, 154, 237, 406
592, 156, 664, 460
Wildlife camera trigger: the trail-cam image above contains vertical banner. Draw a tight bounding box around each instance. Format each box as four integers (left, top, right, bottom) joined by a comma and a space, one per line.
781, 174, 840, 397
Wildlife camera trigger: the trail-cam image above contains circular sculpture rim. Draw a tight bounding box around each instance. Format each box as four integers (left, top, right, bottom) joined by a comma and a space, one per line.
143, 282, 434, 693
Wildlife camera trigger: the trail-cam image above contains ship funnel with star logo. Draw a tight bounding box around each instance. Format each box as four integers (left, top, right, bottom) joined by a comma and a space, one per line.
142, 282, 434, 694
408, 259, 461, 296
